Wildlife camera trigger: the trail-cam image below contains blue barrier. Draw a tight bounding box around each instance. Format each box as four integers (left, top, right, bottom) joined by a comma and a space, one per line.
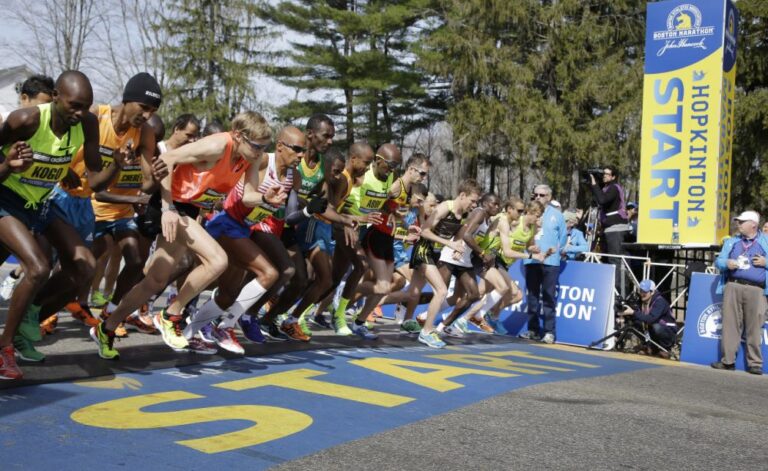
680, 273, 768, 373
380, 260, 615, 348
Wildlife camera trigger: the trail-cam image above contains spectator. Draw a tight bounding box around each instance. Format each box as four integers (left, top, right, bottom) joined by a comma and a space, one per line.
520, 184, 567, 344
562, 211, 588, 260
619, 279, 677, 359
589, 165, 631, 291
712, 211, 767, 375
626, 201, 638, 243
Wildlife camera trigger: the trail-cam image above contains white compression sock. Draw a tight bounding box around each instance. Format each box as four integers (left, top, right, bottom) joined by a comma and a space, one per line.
473, 290, 503, 320
183, 298, 225, 339
217, 280, 267, 330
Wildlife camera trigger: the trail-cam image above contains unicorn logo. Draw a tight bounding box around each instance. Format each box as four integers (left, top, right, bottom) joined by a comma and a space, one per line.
674, 12, 693, 30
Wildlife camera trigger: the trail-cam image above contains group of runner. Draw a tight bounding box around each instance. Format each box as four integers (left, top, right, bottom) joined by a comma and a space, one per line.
0, 71, 551, 380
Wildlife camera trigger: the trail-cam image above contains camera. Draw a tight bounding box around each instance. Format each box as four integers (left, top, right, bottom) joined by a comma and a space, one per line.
581, 167, 604, 185
614, 291, 639, 314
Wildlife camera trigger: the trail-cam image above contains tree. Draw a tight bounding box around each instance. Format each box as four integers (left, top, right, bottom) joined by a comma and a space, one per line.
257, 0, 435, 145
154, 0, 272, 124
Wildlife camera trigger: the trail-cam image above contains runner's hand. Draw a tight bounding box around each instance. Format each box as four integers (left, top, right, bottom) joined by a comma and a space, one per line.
264, 185, 287, 206
135, 193, 151, 205
151, 156, 169, 181
161, 209, 180, 243
344, 225, 358, 247
114, 140, 139, 169
364, 211, 383, 225
448, 239, 464, 254
6, 141, 33, 173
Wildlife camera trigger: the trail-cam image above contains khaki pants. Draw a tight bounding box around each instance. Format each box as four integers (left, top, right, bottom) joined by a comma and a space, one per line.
721, 282, 765, 368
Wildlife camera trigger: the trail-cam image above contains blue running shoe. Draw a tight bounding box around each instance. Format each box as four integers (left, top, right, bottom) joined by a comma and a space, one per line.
351, 323, 378, 340
238, 315, 266, 344
418, 330, 446, 348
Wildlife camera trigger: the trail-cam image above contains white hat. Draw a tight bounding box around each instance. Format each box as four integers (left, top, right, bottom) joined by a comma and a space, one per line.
734, 210, 760, 224
550, 200, 561, 209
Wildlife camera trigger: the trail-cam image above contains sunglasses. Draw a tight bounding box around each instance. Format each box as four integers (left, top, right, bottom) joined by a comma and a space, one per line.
280, 140, 307, 154
410, 167, 428, 177
531, 193, 548, 199
376, 154, 400, 170
242, 135, 270, 152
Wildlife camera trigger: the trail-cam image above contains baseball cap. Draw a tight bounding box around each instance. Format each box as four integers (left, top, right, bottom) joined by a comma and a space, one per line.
626, 201, 637, 209
638, 279, 656, 293
733, 210, 760, 224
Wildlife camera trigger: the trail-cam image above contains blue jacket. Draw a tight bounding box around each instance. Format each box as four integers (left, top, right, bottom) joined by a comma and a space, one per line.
715, 233, 768, 295
563, 227, 588, 260
525, 204, 567, 267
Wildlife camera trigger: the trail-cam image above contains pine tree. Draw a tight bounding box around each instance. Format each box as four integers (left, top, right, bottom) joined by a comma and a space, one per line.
154, 0, 271, 125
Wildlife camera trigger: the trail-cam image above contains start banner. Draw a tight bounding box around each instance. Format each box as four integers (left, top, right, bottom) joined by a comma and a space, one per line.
638, 0, 738, 245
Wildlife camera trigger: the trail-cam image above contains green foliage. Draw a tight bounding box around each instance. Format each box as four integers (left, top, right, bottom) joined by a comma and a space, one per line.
153, 0, 271, 127
257, 0, 435, 145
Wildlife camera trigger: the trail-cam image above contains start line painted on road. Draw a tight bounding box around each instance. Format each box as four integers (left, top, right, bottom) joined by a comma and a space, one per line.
1, 342, 657, 469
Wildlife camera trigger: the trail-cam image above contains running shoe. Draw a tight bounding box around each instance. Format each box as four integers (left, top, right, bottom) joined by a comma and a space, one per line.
518, 330, 541, 341
185, 336, 217, 355
153, 310, 188, 351
66, 302, 99, 328
212, 326, 245, 354
0, 345, 22, 380
90, 290, 110, 307
350, 323, 378, 340
13, 335, 45, 362
279, 320, 311, 342
485, 314, 507, 335
0, 274, 18, 301
39, 314, 58, 336
541, 333, 555, 344
400, 319, 422, 333
310, 313, 333, 329
238, 315, 265, 343
453, 317, 470, 334
443, 324, 465, 338
469, 316, 494, 334
418, 330, 446, 349
18, 304, 42, 342
297, 313, 312, 337
261, 321, 289, 342
200, 322, 217, 343
124, 312, 158, 334
333, 312, 352, 336
90, 322, 119, 360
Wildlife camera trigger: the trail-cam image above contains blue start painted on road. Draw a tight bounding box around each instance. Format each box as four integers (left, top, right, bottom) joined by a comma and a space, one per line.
0, 342, 656, 469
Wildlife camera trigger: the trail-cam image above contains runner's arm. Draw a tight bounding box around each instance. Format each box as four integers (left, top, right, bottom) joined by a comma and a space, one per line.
138, 122, 159, 193
81, 112, 120, 192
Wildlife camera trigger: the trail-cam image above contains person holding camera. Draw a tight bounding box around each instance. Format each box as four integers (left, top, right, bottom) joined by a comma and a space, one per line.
619, 279, 677, 358
712, 211, 767, 375
589, 165, 631, 289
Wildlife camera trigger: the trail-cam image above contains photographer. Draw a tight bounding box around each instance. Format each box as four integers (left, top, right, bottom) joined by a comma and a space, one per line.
589, 166, 631, 288
619, 279, 676, 358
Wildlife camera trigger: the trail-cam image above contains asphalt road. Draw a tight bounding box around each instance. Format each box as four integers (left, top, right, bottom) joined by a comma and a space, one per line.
1, 264, 767, 470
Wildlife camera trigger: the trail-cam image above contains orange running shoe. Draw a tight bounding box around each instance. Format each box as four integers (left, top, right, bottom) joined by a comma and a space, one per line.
278, 320, 310, 342
469, 316, 495, 334
66, 302, 100, 328
40, 314, 58, 336
124, 312, 157, 334
0, 345, 23, 380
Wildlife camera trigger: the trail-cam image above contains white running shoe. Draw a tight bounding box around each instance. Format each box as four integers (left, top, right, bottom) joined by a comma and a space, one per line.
212, 326, 245, 354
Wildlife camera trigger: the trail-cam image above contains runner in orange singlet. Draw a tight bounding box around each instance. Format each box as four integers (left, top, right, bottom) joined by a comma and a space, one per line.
90, 111, 271, 359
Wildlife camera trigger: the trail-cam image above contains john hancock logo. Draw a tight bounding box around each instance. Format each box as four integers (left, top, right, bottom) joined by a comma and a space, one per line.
697, 303, 722, 339
653, 4, 715, 57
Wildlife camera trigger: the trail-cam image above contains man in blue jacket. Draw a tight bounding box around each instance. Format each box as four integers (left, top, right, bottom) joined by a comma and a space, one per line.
712, 210, 767, 375
521, 184, 567, 344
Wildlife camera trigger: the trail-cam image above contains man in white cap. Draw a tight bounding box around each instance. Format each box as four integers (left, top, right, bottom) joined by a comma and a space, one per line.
712, 210, 767, 375
619, 279, 676, 358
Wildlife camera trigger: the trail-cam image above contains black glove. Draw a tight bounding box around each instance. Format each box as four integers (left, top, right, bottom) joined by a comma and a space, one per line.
306, 196, 328, 215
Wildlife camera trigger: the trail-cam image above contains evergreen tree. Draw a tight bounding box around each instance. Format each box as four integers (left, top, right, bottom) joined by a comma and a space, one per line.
257, 0, 435, 145
154, 0, 270, 125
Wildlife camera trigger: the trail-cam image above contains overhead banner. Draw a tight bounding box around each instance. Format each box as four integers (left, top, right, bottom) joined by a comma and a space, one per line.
638, 0, 738, 245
